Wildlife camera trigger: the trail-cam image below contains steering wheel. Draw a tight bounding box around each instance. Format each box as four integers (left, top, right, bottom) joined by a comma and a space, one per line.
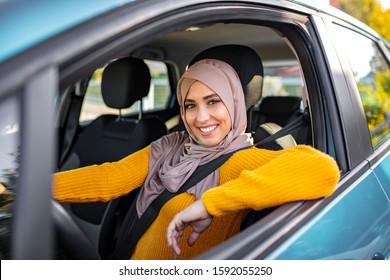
52, 199, 101, 259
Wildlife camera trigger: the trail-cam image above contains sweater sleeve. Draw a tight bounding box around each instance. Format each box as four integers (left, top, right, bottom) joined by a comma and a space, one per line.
202, 145, 340, 216
53, 145, 150, 203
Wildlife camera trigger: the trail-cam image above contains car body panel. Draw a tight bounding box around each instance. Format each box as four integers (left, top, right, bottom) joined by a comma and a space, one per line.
267, 166, 390, 260
0, 0, 137, 62
372, 149, 390, 201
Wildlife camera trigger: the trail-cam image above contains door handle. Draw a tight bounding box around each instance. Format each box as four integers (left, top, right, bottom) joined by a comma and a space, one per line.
372, 252, 385, 260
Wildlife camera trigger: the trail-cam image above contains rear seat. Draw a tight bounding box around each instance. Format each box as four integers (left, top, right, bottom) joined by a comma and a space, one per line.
251, 96, 305, 148
252, 96, 302, 128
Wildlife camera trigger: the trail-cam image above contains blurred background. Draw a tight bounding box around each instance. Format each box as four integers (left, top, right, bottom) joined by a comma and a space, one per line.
324, 0, 390, 42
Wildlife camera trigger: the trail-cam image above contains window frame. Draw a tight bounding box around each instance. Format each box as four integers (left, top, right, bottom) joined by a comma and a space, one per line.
324, 16, 390, 168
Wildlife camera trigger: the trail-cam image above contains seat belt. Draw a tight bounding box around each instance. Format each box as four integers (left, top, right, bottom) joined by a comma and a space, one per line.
59, 80, 89, 169
109, 111, 310, 259
59, 95, 83, 167
254, 107, 310, 148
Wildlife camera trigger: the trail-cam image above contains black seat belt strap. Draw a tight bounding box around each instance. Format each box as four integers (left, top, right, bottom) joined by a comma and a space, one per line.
254, 108, 310, 147
59, 95, 84, 167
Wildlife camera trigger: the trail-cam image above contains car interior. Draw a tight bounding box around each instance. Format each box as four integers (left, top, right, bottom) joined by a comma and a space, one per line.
55, 21, 312, 259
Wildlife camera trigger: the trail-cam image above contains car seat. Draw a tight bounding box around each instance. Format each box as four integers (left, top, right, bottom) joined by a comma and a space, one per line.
60, 57, 168, 258
252, 96, 302, 128
251, 96, 302, 148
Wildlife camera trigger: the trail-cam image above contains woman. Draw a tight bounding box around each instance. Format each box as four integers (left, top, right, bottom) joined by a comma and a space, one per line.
53, 59, 340, 259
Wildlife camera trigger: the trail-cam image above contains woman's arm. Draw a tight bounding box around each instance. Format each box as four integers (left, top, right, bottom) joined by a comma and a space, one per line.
53, 145, 151, 203
202, 145, 340, 216
166, 145, 340, 258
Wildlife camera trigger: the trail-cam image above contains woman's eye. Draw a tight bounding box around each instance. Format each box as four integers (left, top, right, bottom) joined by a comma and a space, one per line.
208, 99, 221, 105
184, 103, 195, 110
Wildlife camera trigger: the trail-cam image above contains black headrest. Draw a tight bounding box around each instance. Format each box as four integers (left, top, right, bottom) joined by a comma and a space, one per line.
190, 44, 263, 110
101, 57, 151, 109
260, 96, 302, 116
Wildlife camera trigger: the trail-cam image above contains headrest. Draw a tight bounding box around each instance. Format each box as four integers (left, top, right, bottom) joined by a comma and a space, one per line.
260, 96, 301, 116
101, 57, 151, 109
190, 44, 263, 110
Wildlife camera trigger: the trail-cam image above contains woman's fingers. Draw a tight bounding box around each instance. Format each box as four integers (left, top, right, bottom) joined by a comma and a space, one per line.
166, 200, 213, 258
167, 220, 186, 258
188, 231, 201, 247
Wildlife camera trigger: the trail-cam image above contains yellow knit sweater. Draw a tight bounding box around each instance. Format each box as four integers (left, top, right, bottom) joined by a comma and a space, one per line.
53, 145, 340, 260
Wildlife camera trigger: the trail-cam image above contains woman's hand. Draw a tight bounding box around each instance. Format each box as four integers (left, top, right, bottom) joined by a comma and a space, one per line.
166, 199, 213, 259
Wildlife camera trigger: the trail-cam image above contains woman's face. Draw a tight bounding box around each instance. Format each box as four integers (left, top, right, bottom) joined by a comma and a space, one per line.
184, 81, 232, 147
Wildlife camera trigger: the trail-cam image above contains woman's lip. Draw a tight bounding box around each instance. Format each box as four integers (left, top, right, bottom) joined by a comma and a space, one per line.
198, 124, 218, 135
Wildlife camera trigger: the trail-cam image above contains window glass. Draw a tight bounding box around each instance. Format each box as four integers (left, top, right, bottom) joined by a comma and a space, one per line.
80, 59, 171, 122
333, 25, 390, 148
262, 62, 304, 98
254, 61, 305, 113
0, 95, 20, 259
252, 61, 308, 145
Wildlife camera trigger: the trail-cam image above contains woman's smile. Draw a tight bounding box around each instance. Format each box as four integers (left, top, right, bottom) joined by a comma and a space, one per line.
198, 124, 218, 134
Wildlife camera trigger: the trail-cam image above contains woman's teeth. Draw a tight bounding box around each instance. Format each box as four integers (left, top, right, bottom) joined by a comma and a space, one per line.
200, 125, 217, 133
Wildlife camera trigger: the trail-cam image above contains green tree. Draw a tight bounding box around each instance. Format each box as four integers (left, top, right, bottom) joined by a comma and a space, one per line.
340, 0, 390, 42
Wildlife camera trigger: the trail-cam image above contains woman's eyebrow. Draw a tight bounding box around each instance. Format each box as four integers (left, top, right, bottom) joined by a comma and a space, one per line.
203, 93, 219, 100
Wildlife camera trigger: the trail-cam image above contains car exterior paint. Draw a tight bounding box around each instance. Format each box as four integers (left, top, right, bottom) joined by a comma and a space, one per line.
267, 165, 390, 259
0, 0, 136, 62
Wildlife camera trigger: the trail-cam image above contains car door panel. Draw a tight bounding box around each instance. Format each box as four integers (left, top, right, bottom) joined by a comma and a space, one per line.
267, 168, 390, 260
371, 149, 390, 202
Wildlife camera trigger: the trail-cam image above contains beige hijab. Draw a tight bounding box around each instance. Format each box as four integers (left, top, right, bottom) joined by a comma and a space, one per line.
136, 59, 252, 217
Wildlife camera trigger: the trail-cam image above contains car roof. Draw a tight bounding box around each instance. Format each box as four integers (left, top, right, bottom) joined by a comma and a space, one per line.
0, 0, 381, 64
0, 0, 137, 62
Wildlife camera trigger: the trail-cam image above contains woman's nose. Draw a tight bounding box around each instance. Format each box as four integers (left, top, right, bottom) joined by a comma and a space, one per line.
196, 106, 210, 122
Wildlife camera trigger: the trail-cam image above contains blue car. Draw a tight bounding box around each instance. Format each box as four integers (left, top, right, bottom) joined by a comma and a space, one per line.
0, 0, 389, 260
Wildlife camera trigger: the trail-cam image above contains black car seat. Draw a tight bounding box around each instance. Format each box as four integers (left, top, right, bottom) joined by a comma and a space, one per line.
253, 96, 302, 128
251, 96, 302, 148
60, 57, 168, 258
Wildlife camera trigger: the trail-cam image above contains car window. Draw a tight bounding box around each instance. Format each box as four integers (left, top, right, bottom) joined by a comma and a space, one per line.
79, 59, 171, 122
333, 25, 390, 148
262, 62, 304, 99
255, 62, 305, 112
0, 95, 19, 259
